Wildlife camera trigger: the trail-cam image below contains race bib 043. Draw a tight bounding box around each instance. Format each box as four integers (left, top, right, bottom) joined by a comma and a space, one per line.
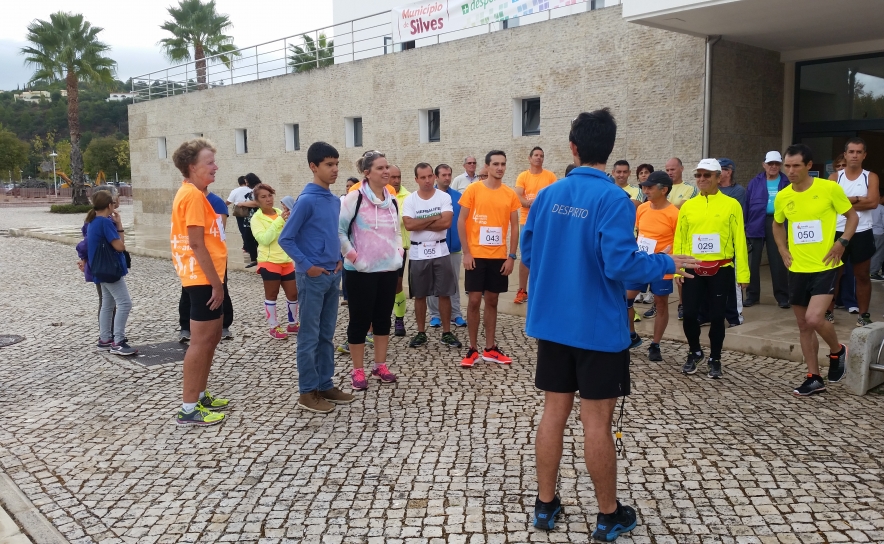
479, 226, 503, 246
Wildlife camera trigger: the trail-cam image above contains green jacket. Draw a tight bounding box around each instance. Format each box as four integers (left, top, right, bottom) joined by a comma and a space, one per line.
250, 208, 293, 265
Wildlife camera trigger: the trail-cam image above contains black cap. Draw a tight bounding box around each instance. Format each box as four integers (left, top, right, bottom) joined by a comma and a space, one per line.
639, 170, 673, 188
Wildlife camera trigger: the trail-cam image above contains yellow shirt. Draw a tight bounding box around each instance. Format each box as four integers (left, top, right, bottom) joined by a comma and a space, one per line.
515, 169, 557, 224
673, 191, 749, 283
621, 184, 642, 202
668, 182, 698, 207
773, 178, 852, 273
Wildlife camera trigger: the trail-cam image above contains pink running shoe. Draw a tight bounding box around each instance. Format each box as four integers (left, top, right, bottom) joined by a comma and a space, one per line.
269, 326, 288, 340
351, 368, 368, 391
287, 323, 300, 334
371, 363, 397, 383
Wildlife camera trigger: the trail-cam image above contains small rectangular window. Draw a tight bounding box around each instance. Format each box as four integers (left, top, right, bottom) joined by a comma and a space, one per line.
285, 123, 300, 151
353, 117, 363, 148
522, 98, 540, 136
235, 128, 248, 154
428, 109, 441, 143
157, 137, 167, 159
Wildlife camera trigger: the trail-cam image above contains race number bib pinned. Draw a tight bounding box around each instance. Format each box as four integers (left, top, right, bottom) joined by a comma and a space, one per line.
637, 236, 657, 254
479, 226, 503, 246
792, 220, 822, 245
692, 234, 720, 254
215, 216, 226, 241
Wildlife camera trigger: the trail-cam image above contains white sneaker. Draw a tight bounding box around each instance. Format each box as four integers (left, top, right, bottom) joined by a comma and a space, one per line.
849, 307, 859, 314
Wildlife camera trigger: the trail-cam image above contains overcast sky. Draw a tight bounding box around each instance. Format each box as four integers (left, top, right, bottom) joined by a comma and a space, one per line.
1, 0, 333, 90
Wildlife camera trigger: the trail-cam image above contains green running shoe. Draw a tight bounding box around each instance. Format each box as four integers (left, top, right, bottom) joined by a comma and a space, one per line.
176, 405, 225, 426
409, 331, 428, 348
197, 390, 229, 411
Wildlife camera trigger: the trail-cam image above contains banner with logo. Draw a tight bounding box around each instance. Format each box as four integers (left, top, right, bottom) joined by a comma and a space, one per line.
391, 0, 580, 42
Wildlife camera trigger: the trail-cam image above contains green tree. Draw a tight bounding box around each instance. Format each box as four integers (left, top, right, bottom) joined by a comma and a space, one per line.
158, 0, 240, 90
114, 139, 131, 179
21, 12, 117, 204
288, 33, 334, 73
0, 127, 30, 180
83, 136, 119, 176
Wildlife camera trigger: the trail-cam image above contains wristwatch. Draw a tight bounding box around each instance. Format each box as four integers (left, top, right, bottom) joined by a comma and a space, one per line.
838, 237, 850, 247
508, 253, 517, 260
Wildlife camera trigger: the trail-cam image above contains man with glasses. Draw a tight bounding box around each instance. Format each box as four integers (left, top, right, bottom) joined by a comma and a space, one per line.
452, 156, 479, 192
514, 147, 557, 305
745, 151, 791, 308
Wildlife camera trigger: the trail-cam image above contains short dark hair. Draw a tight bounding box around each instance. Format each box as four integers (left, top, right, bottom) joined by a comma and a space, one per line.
414, 162, 433, 177
485, 150, 506, 165
307, 141, 339, 167
237, 176, 247, 186
252, 183, 276, 198
845, 137, 867, 152
529, 146, 544, 157
569, 109, 616, 166
434, 163, 452, 177
245, 173, 262, 188
636, 163, 654, 176
784, 143, 813, 165
565, 164, 577, 176
613, 160, 630, 169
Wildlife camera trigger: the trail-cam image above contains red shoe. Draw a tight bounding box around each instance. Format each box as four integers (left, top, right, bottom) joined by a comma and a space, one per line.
287, 322, 300, 334
269, 326, 288, 340
461, 348, 479, 368
513, 288, 528, 305
482, 346, 512, 365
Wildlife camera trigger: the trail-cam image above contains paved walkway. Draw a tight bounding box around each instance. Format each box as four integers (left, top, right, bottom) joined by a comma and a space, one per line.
1, 209, 883, 543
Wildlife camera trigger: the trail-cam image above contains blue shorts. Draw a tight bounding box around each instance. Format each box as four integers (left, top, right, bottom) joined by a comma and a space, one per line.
626, 279, 673, 296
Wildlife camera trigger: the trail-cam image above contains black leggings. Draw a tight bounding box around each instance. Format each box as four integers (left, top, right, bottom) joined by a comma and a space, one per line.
681, 266, 735, 361
345, 270, 398, 344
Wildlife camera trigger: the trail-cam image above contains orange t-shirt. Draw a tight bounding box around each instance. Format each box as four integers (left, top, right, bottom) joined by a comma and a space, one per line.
515, 169, 557, 224
458, 182, 521, 259
348, 180, 397, 195
635, 201, 679, 280
171, 181, 228, 287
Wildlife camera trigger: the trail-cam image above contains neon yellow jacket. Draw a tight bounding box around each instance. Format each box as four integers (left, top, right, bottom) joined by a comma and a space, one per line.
396, 186, 411, 249
250, 208, 294, 265
673, 191, 749, 283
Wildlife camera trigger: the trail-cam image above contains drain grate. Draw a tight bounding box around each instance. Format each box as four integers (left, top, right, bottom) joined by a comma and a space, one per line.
0, 335, 25, 348
126, 341, 187, 367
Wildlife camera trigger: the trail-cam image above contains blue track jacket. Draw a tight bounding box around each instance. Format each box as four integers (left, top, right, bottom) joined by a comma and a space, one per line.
278, 183, 341, 272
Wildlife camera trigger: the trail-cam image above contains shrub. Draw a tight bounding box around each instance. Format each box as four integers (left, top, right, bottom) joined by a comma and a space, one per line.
50, 204, 92, 214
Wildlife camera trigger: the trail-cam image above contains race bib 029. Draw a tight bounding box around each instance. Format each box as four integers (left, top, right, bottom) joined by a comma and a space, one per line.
692, 233, 721, 255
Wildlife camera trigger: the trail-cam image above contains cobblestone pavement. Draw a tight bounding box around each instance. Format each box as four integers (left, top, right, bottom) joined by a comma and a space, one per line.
0, 234, 883, 544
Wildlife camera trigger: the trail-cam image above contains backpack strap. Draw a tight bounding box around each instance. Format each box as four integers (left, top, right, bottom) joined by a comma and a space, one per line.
347, 191, 363, 240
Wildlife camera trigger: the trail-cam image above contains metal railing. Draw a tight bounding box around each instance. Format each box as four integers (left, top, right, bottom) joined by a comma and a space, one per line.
131, 0, 602, 102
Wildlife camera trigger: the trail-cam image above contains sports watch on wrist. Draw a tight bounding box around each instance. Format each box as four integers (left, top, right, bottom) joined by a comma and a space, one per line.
838, 237, 850, 247
508, 253, 517, 260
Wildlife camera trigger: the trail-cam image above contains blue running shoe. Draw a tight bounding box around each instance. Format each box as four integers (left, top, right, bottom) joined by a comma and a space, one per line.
592, 501, 637, 542
452, 316, 467, 327
429, 317, 442, 328
643, 306, 656, 319
533, 495, 562, 531
628, 332, 643, 349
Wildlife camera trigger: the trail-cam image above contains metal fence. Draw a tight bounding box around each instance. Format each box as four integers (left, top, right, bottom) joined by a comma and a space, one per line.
132, 0, 600, 102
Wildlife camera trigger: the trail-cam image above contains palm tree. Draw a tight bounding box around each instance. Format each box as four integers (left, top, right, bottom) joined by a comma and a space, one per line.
158, 0, 240, 90
21, 12, 116, 205
288, 33, 334, 73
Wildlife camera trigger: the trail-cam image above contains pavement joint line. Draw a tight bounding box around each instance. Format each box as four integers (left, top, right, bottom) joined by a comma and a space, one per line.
0, 471, 68, 544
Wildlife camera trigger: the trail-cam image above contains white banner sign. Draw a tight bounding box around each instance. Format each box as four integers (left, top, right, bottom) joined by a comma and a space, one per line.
391, 0, 579, 42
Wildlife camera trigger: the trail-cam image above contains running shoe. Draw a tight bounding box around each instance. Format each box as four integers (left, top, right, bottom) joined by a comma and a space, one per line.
110, 342, 138, 356
178, 330, 190, 343
461, 348, 479, 367
394, 317, 406, 337
98, 338, 113, 351
269, 326, 288, 340
351, 368, 368, 391
336, 343, 350, 354
592, 502, 637, 542
452, 316, 467, 327
871, 273, 884, 282
677, 304, 684, 321
828, 344, 847, 382
628, 332, 643, 349
825, 311, 835, 323
707, 359, 723, 379
198, 390, 229, 411
429, 317, 442, 328
532, 495, 562, 531
409, 331, 428, 348
643, 306, 656, 319
793, 374, 826, 396
633, 312, 641, 323
857, 313, 872, 327
366, 332, 374, 344
648, 343, 662, 361
682, 351, 703, 375
287, 323, 300, 334
514, 288, 528, 305
372, 363, 397, 383
482, 346, 512, 364
176, 405, 225, 426
728, 321, 741, 328
849, 306, 859, 314
221, 328, 233, 340
245, 261, 257, 268
441, 331, 462, 348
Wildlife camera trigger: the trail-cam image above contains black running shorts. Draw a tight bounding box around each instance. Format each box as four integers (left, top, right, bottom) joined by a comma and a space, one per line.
836, 229, 876, 264
464, 258, 509, 294
183, 284, 224, 322
787, 269, 838, 307
535, 339, 631, 400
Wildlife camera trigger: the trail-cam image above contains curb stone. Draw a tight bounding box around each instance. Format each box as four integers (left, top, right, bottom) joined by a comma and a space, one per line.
0, 471, 67, 544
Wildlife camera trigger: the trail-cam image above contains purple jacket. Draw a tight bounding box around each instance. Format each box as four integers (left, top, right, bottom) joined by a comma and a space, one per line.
76, 222, 93, 283
745, 172, 790, 238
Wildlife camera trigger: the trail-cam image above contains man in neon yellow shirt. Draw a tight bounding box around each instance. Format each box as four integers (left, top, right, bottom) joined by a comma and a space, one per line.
666, 157, 699, 321
612, 160, 642, 207
772, 144, 856, 397
673, 158, 748, 379
390, 165, 411, 336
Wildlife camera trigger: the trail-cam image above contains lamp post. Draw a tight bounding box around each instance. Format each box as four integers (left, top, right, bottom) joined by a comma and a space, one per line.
49, 152, 58, 195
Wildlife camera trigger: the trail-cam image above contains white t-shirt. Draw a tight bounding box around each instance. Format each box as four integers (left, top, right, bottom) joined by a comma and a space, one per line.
227, 186, 251, 205
402, 190, 453, 260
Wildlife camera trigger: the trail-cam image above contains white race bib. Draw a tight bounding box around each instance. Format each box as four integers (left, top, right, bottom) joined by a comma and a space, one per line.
211, 216, 226, 241
479, 226, 503, 246
792, 220, 823, 245
692, 234, 720, 254
409, 241, 449, 261
637, 236, 657, 254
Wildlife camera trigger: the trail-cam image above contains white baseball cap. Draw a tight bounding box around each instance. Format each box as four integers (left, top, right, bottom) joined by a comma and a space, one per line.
695, 158, 721, 172
765, 151, 783, 164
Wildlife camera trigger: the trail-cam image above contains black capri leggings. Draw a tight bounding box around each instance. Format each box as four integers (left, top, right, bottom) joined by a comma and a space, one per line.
346, 270, 399, 344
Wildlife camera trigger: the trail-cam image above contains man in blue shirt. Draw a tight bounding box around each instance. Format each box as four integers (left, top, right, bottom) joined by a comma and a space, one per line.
522, 109, 697, 540
427, 163, 466, 328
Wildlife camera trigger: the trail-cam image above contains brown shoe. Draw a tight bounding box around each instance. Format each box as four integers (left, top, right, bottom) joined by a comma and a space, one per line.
298, 391, 334, 413
319, 387, 356, 405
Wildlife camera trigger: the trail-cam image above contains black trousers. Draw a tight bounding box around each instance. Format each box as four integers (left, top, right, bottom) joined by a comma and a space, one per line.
237, 216, 258, 261
682, 266, 735, 361
179, 272, 233, 330
747, 215, 789, 305
345, 270, 398, 344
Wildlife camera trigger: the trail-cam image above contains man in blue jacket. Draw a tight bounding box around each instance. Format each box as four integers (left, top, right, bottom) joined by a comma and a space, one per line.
522, 109, 697, 541
278, 141, 354, 414
427, 163, 466, 328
